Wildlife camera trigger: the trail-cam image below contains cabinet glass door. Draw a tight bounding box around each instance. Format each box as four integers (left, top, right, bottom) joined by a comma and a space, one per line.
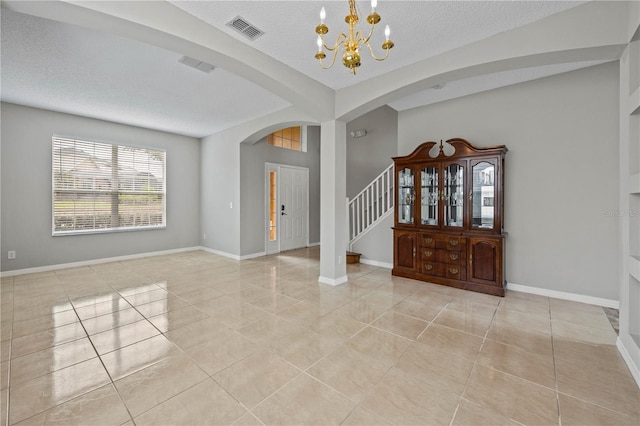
471, 161, 495, 230
420, 166, 438, 225
444, 163, 464, 227
398, 167, 414, 224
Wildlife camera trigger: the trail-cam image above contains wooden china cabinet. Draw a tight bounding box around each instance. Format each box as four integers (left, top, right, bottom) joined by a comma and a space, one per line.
392, 138, 508, 296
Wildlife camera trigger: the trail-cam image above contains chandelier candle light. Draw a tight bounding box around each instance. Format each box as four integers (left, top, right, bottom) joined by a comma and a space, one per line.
315, 0, 394, 74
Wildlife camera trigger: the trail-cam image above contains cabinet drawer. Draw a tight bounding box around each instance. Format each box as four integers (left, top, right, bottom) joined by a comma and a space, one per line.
436, 235, 465, 251
445, 265, 466, 279
421, 262, 443, 276
421, 234, 436, 248
421, 248, 435, 260
436, 249, 464, 265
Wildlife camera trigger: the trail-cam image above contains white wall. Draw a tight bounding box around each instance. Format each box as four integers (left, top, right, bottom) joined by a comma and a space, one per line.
0, 103, 201, 272
398, 62, 620, 300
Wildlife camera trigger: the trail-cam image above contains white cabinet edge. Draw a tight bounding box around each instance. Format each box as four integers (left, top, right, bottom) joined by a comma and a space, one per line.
630, 173, 640, 194
629, 255, 640, 282
629, 86, 640, 115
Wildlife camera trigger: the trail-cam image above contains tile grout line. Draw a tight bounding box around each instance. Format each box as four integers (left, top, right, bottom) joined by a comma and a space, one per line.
3, 276, 15, 426
549, 301, 563, 426
74, 282, 138, 426
451, 297, 498, 426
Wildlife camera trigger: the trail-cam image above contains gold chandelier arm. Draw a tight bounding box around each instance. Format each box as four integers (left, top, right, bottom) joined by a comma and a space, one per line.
362, 22, 376, 44
318, 46, 341, 69
354, 29, 367, 44
323, 32, 348, 52
364, 39, 392, 61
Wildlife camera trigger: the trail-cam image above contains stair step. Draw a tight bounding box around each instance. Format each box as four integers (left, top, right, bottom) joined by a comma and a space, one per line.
346, 251, 361, 264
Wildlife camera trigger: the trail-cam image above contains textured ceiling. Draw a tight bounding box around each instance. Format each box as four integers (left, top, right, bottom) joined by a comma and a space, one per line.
0, 8, 290, 138
170, 1, 587, 90
0, 1, 604, 138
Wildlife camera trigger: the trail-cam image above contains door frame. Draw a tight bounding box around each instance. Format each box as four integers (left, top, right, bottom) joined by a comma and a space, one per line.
264, 162, 309, 255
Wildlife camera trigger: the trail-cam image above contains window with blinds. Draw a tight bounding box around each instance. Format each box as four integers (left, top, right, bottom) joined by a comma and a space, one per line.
52, 137, 166, 235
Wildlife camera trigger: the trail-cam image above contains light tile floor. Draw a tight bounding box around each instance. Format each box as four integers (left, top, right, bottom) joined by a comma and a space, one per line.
1, 247, 638, 425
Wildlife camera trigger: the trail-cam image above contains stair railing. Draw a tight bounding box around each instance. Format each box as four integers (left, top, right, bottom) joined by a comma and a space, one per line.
347, 163, 394, 249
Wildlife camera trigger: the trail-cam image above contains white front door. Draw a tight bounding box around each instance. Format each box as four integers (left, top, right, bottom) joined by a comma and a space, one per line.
265, 164, 308, 254
280, 166, 308, 251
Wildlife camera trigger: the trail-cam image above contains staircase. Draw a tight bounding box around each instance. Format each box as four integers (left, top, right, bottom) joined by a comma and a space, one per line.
347, 164, 395, 252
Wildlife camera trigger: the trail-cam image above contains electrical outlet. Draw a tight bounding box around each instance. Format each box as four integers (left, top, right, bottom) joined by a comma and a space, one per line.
7, 251, 16, 260
338, 255, 342, 265
203, 233, 207, 240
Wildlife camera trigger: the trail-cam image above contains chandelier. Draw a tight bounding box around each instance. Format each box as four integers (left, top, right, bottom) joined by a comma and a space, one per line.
314, 0, 394, 75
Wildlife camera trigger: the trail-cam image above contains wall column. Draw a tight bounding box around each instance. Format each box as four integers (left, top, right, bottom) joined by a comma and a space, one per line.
319, 120, 348, 285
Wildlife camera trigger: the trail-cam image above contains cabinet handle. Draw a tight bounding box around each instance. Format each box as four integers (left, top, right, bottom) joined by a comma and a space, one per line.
449, 239, 458, 246
424, 237, 433, 244
449, 267, 458, 274
425, 264, 433, 271
425, 250, 433, 257
469, 191, 473, 201
449, 253, 458, 260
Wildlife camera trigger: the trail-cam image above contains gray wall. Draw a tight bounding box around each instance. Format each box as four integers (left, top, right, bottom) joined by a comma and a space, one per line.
398, 62, 620, 300
346, 106, 398, 199
0, 103, 201, 272
351, 214, 394, 265
240, 126, 321, 256
200, 132, 241, 256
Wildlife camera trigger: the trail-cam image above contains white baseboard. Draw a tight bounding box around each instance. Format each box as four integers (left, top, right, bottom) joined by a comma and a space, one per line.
199, 247, 265, 261
617, 337, 640, 388
240, 251, 266, 260
0, 246, 201, 278
308, 242, 320, 247
507, 282, 619, 309
318, 275, 348, 286
360, 259, 393, 269
199, 246, 241, 261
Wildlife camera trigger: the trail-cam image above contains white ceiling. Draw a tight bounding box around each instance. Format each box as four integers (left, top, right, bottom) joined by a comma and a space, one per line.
170, 0, 586, 90
0, 8, 290, 138
0, 1, 611, 138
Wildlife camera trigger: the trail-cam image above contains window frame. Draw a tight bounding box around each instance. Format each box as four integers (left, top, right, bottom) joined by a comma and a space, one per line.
51, 135, 167, 236
266, 125, 307, 152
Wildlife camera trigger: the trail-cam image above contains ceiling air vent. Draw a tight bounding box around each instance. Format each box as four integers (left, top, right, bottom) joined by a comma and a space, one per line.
226, 16, 264, 41
178, 56, 215, 74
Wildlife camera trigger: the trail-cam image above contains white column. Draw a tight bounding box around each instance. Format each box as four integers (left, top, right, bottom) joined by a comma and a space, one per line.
319, 120, 348, 285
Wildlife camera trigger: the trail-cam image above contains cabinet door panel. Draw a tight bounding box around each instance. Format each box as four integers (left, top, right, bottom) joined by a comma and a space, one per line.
397, 167, 415, 225
443, 162, 465, 228
470, 158, 500, 231
420, 166, 439, 226
469, 238, 503, 286
395, 232, 416, 270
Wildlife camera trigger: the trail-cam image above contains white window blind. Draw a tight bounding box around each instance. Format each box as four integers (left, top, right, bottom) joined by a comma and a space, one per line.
52, 137, 166, 235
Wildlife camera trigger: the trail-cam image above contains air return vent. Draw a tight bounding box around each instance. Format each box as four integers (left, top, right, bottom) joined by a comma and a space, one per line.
226, 16, 264, 41
178, 56, 215, 73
